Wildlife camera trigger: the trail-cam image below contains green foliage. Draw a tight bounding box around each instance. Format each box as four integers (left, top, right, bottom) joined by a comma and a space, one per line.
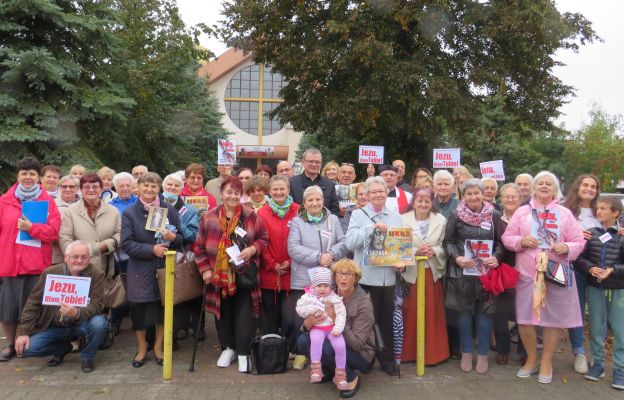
220, 0, 597, 165
563, 106, 624, 191
0, 0, 134, 189
0, 0, 228, 190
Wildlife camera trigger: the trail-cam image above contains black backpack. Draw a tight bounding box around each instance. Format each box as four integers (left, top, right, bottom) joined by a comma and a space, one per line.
249, 334, 289, 375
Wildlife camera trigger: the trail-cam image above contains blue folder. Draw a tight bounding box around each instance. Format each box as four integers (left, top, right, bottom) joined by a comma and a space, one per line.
20, 201, 49, 241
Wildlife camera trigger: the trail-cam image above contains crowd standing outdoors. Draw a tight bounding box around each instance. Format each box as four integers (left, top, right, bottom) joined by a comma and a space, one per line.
1, 151, 624, 396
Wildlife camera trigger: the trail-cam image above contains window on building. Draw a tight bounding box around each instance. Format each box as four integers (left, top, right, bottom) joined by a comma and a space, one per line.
224, 64, 286, 137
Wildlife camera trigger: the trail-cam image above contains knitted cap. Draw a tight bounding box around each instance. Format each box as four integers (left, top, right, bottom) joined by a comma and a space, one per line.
311, 267, 332, 287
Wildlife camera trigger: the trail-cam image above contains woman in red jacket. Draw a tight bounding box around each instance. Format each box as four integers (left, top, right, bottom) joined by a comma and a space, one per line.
257, 175, 299, 335
0, 157, 61, 361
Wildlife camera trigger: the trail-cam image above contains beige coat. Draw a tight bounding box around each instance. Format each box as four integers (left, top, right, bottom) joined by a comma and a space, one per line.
59, 200, 121, 276
401, 210, 448, 283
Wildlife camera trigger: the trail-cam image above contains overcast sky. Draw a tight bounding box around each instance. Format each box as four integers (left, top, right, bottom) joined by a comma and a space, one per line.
177, 0, 623, 134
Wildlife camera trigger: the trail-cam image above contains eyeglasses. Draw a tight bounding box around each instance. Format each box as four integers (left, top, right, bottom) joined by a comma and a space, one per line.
502, 195, 519, 200
304, 159, 321, 165
61, 185, 77, 190
82, 184, 101, 191
69, 255, 89, 261
336, 272, 355, 278
368, 190, 386, 195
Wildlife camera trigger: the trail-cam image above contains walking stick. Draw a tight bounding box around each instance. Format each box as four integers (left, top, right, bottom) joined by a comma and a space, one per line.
189, 283, 208, 372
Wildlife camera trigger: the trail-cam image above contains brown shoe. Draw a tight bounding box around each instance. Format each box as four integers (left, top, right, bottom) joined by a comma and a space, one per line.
496, 354, 509, 365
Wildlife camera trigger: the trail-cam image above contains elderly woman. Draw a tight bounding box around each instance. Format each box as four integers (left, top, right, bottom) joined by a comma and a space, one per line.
40, 165, 62, 199
244, 175, 269, 213
444, 178, 504, 374
121, 172, 183, 368
296, 259, 375, 398
491, 183, 523, 365
287, 185, 347, 369
97, 167, 117, 203
345, 176, 404, 376
59, 173, 121, 276
401, 187, 449, 365
321, 161, 339, 183
52, 175, 81, 264
257, 175, 300, 334
193, 176, 267, 373
433, 170, 459, 219
180, 163, 217, 215
162, 173, 201, 344
482, 178, 500, 210
255, 164, 273, 180
562, 174, 602, 374
502, 171, 585, 383
110, 172, 138, 215
0, 157, 61, 361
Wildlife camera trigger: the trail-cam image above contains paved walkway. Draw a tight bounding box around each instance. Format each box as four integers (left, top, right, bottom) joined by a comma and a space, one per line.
1, 319, 621, 400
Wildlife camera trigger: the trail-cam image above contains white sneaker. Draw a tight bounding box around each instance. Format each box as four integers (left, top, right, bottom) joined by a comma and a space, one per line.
216, 348, 236, 368
238, 355, 249, 373
574, 354, 588, 374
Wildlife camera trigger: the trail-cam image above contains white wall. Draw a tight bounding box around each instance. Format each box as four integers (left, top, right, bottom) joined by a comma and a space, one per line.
210, 60, 303, 163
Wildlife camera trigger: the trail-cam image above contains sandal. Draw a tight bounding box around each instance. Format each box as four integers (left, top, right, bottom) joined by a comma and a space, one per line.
334, 368, 348, 391
309, 361, 322, 383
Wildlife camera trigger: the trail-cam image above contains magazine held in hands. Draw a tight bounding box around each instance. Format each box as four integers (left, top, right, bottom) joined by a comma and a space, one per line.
365, 227, 414, 266
531, 209, 560, 249
463, 239, 494, 276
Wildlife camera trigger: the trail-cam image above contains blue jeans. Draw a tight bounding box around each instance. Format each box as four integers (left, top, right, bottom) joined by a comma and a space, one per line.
22, 315, 108, 361
568, 269, 586, 355
296, 332, 372, 382
457, 308, 493, 356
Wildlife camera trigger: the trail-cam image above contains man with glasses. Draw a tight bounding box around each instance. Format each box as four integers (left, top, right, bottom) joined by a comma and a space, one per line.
290, 148, 340, 215
14, 240, 108, 373
131, 165, 148, 180
378, 165, 412, 214
276, 160, 295, 178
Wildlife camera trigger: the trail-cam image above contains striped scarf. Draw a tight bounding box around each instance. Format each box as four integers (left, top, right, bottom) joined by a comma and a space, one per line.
15, 183, 42, 202
212, 206, 241, 299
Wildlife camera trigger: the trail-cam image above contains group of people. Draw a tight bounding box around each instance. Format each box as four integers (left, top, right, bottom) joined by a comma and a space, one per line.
1, 150, 623, 397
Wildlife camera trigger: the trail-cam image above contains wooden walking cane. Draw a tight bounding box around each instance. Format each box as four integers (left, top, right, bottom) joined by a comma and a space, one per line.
189, 283, 208, 372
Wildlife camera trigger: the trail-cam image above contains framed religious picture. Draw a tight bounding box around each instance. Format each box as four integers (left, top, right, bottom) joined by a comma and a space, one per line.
146, 206, 168, 232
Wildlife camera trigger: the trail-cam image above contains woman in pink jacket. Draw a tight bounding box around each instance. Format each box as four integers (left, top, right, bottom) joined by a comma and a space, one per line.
502, 171, 585, 384
0, 157, 61, 361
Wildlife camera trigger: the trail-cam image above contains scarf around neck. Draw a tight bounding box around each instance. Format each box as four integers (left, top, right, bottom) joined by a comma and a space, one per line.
214, 206, 242, 298
307, 210, 324, 224
250, 198, 266, 211
15, 183, 42, 202
268, 195, 293, 219
456, 200, 494, 227
139, 195, 160, 211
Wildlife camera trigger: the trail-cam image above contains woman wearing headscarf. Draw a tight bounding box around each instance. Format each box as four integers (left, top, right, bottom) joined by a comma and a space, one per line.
444, 178, 504, 374
502, 171, 585, 383
0, 157, 61, 361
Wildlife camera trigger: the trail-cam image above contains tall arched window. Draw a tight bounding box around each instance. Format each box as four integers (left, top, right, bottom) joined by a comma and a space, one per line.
224, 64, 286, 139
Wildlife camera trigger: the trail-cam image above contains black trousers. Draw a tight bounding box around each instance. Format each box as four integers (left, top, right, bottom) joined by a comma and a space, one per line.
360, 284, 395, 365
215, 288, 254, 355
281, 289, 305, 353
260, 289, 288, 335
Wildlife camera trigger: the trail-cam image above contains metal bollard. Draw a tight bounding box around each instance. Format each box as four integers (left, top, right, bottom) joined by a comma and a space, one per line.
415, 256, 428, 377
163, 250, 176, 380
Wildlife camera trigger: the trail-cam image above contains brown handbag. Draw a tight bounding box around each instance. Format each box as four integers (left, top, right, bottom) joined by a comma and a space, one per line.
156, 256, 204, 305
102, 252, 127, 309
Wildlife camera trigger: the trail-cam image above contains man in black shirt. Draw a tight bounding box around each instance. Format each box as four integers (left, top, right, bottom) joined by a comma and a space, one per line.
290, 148, 340, 215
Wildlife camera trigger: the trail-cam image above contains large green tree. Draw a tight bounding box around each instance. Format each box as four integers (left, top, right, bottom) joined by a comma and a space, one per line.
86, 0, 228, 176
220, 0, 597, 164
0, 0, 134, 189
